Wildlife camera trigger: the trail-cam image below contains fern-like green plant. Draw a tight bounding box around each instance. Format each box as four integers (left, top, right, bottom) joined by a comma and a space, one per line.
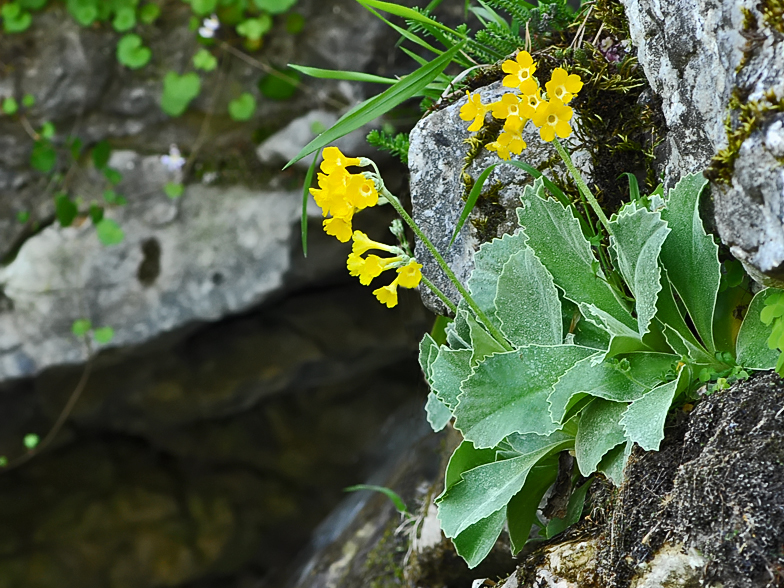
366, 129, 410, 164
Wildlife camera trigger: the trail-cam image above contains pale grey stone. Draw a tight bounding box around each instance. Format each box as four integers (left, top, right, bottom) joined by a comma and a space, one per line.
621, 0, 784, 282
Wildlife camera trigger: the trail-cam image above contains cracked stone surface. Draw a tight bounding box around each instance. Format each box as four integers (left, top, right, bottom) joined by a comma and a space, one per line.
620, 0, 784, 283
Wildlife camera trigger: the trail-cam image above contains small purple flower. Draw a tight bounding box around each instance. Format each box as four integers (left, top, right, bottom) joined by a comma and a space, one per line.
161, 144, 185, 172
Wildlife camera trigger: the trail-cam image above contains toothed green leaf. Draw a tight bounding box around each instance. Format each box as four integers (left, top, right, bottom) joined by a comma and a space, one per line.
575, 399, 628, 476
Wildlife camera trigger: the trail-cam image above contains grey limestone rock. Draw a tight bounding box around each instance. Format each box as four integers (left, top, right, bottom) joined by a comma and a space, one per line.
620, 0, 784, 282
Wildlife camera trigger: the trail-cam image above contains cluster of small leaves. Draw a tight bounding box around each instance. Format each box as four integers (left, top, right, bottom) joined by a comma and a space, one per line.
366, 128, 410, 164
72, 318, 115, 344
1, 0, 303, 121
420, 173, 776, 567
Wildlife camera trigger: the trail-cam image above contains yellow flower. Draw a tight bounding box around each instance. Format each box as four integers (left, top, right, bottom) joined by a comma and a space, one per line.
323, 215, 353, 242
345, 174, 378, 210
501, 51, 538, 94
490, 93, 526, 120
321, 146, 361, 174
396, 260, 423, 289
459, 91, 489, 132
351, 230, 397, 255
531, 98, 574, 142
310, 170, 353, 218
486, 140, 511, 160
544, 68, 583, 104
523, 86, 543, 112
347, 251, 365, 276
373, 280, 399, 308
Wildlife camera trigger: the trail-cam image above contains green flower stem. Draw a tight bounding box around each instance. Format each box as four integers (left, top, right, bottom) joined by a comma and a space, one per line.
380, 186, 513, 352
420, 274, 458, 315
553, 137, 610, 232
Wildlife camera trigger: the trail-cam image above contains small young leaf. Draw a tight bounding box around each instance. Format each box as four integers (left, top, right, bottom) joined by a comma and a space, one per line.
40, 121, 55, 140
191, 0, 217, 15
54, 193, 78, 227
112, 6, 136, 31
236, 15, 271, 41
103, 167, 123, 184
23, 434, 40, 450
2, 3, 32, 33
16, 210, 29, 223
30, 140, 57, 172
21, 93, 35, 107
92, 140, 111, 169
88, 203, 104, 224
96, 218, 124, 245
160, 72, 201, 116
425, 391, 452, 432
72, 319, 92, 337
117, 34, 152, 69
139, 3, 160, 24
193, 48, 218, 71
253, 0, 297, 14
164, 182, 184, 198
2, 96, 19, 115
67, 0, 98, 26
228, 92, 256, 121
93, 326, 115, 344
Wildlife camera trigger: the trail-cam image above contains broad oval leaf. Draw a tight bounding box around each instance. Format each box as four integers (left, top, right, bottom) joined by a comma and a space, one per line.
454, 345, 596, 448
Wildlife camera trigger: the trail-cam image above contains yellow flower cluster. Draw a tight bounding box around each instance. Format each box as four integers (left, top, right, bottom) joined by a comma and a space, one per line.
310, 146, 379, 242
311, 146, 423, 308
348, 231, 423, 308
459, 51, 583, 160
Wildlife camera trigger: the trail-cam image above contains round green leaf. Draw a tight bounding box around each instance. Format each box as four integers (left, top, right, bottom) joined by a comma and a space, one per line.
96, 218, 125, 245
117, 34, 152, 69
2, 3, 33, 33
55, 193, 78, 227
72, 319, 92, 337
40, 121, 55, 139
258, 69, 299, 100
139, 3, 160, 24
160, 72, 201, 116
164, 182, 184, 198
23, 434, 40, 450
236, 15, 271, 41
191, 0, 217, 15
112, 6, 136, 31
67, 0, 98, 26
22, 93, 35, 107
93, 326, 115, 344
228, 92, 256, 121
2, 97, 19, 115
30, 140, 57, 173
252, 0, 296, 14
192, 48, 217, 71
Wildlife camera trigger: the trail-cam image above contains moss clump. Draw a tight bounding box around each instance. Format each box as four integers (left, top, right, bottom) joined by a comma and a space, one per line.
361, 520, 407, 588
761, 0, 784, 34
705, 90, 784, 184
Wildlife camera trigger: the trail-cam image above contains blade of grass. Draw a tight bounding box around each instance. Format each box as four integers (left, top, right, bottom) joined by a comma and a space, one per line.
289, 65, 399, 84
301, 150, 320, 257
345, 484, 409, 515
618, 172, 640, 202
449, 160, 571, 246
284, 42, 464, 169
358, 0, 461, 37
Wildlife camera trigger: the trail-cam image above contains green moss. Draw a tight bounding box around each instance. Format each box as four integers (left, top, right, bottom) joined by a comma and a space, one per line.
705, 90, 784, 184
361, 519, 407, 588
761, 0, 784, 34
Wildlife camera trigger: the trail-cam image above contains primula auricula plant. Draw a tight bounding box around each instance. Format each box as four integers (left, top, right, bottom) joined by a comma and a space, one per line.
311, 50, 781, 568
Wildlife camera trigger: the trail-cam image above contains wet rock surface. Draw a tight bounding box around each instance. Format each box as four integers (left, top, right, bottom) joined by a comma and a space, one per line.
0, 281, 429, 588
